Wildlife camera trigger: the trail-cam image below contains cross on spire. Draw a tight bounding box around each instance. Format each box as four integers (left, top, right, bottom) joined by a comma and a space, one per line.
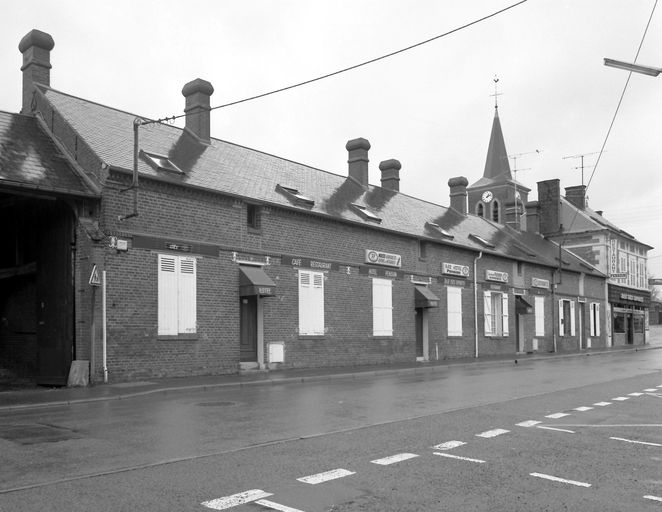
489, 75, 502, 109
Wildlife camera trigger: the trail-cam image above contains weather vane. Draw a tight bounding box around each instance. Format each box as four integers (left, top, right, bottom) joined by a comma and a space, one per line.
490, 75, 502, 109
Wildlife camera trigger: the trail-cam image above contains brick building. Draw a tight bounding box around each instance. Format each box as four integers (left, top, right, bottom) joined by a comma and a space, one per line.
0, 30, 608, 385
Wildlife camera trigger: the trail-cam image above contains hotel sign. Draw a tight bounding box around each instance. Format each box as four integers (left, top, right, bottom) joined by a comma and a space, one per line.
531, 277, 550, 289
360, 266, 404, 279
442, 262, 470, 277
365, 250, 401, 268
485, 270, 509, 283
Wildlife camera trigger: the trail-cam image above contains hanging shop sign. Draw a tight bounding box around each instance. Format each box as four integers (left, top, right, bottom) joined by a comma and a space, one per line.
485, 269, 509, 283
609, 238, 618, 275
365, 249, 402, 268
531, 277, 550, 289
359, 266, 404, 279
442, 262, 470, 277
282, 255, 339, 271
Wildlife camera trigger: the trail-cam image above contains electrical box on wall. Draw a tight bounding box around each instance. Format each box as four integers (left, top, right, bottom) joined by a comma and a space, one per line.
109, 237, 128, 251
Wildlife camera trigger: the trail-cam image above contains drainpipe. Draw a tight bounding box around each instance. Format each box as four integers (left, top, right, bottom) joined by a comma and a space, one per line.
102, 270, 108, 383
473, 251, 483, 358
551, 266, 557, 353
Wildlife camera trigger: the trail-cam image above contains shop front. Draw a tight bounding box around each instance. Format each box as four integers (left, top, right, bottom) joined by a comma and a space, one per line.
608, 284, 650, 346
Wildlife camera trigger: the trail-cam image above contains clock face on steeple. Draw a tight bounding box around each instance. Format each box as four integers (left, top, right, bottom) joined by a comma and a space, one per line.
481, 191, 493, 203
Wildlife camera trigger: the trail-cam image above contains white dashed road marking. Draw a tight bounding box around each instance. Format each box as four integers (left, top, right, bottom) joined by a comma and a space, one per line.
574, 406, 593, 411
611, 397, 629, 401
433, 440, 466, 450
644, 389, 658, 392
254, 499, 306, 512
628, 392, 644, 396
297, 469, 355, 485
371, 453, 419, 465
536, 426, 575, 434
545, 413, 570, 419
530, 472, 591, 487
516, 420, 541, 427
610, 437, 662, 447
434, 452, 486, 464
202, 490, 273, 510
644, 495, 662, 502
593, 402, 612, 406
476, 428, 510, 438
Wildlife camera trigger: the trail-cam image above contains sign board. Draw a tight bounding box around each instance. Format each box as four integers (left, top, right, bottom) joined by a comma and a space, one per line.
485, 269, 509, 283
442, 262, 470, 277
89, 265, 101, 287
282, 255, 339, 271
531, 277, 550, 289
610, 273, 627, 279
359, 266, 404, 279
365, 250, 401, 268
649, 278, 662, 286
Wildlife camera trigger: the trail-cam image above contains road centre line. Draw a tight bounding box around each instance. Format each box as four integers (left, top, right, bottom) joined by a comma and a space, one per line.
545, 412, 570, 419
297, 469, 355, 484
201, 489, 273, 510
434, 452, 486, 463
610, 437, 662, 447
593, 402, 612, 406
644, 495, 662, 502
536, 426, 575, 434
433, 440, 466, 450
516, 420, 541, 427
611, 397, 629, 401
574, 406, 593, 411
644, 389, 658, 392
255, 499, 306, 512
371, 453, 419, 465
628, 392, 644, 396
476, 428, 510, 438
530, 472, 591, 487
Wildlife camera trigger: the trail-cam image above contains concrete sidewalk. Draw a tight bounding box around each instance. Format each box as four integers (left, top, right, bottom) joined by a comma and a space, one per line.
2, 326, 661, 411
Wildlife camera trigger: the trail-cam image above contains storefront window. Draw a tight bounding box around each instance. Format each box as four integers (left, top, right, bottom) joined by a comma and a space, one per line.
634, 316, 644, 333
613, 314, 626, 334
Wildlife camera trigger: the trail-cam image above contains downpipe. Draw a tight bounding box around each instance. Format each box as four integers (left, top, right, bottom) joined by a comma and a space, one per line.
473, 251, 483, 358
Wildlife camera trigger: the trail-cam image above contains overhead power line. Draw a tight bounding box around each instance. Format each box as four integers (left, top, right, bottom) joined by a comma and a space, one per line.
143, 0, 529, 126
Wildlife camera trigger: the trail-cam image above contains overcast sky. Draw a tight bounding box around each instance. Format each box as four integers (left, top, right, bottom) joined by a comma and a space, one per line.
1, 0, 661, 278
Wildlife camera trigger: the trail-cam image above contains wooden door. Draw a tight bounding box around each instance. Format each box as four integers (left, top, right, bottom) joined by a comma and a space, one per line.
240, 296, 258, 361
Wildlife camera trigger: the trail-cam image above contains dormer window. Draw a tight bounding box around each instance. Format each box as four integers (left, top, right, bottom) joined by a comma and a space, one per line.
140, 150, 183, 174
350, 203, 382, 223
425, 222, 454, 239
469, 233, 496, 249
276, 184, 315, 206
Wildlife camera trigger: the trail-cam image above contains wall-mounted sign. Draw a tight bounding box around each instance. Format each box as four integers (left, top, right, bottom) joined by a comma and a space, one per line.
609, 238, 618, 275
282, 255, 339, 271
165, 242, 192, 253
485, 269, 509, 283
442, 262, 470, 277
109, 237, 128, 251
444, 278, 471, 288
610, 272, 627, 280
360, 266, 404, 279
89, 264, 101, 287
365, 250, 401, 268
531, 277, 550, 289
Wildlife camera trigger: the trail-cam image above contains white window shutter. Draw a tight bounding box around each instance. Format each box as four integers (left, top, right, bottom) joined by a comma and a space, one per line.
311, 272, 325, 335
373, 278, 393, 336
535, 296, 545, 336
178, 257, 197, 333
447, 287, 462, 336
298, 270, 312, 335
502, 294, 509, 336
595, 303, 600, 336
570, 300, 576, 336
158, 255, 179, 335
558, 300, 564, 336
483, 291, 492, 336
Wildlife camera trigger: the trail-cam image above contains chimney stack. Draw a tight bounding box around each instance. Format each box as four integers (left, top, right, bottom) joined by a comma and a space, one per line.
18, 29, 54, 114
379, 159, 401, 191
448, 176, 468, 215
524, 201, 540, 233
537, 179, 561, 236
565, 185, 587, 210
182, 78, 214, 143
346, 138, 370, 187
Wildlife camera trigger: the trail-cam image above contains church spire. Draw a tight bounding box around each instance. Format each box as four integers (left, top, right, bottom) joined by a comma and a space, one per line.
483, 76, 511, 180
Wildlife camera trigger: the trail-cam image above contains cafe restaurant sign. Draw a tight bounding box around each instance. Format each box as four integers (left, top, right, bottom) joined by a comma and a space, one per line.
442, 262, 470, 278
485, 269, 509, 283
281, 255, 339, 271
365, 249, 402, 268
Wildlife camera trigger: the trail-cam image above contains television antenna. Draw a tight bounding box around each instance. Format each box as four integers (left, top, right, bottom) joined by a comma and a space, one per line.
562, 151, 604, 187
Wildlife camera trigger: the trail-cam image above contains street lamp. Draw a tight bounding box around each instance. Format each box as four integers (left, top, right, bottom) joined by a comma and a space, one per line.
604, 58, 662, 77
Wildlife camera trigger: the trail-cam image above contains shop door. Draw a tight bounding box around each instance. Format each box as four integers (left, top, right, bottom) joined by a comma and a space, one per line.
415, 308, 423, 358
627, 314, 634, 344
579, 304, 587, 349
240, 296, 258, 361
516, 314, 524, 353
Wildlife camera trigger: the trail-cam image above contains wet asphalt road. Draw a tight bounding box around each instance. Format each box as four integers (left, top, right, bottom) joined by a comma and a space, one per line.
1, 349, 662, 511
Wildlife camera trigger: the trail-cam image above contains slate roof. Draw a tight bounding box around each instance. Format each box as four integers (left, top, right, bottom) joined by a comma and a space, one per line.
39, 85, 604, 276
0, 110, 98, 198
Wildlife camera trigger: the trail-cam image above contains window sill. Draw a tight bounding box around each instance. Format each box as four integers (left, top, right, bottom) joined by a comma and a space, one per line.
157, 334, 198, 341
247, 227, 262, 234
298, 335, 326, 339
373, 335, 394, 340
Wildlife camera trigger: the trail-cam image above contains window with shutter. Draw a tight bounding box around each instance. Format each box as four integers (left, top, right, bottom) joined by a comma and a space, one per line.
372, 278, 393, 336
502, 293, 509, 336
534, 296, 545, 336
484, 291, 493, 336
484, 291, 507, 336
298, 270, 324, 335
178, 257, 197, 333
447, 287, 462, 336
569, 300, 576, 336
590, 303, 600, 337
158, 254, 197, 336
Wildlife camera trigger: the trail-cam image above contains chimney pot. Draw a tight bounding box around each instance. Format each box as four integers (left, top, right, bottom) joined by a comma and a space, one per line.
565, 185, 587, 210
346, 138, 370, 187
379, 159, 401, 191
18, 29, 54, 114
448, 176, 469, 215
182, 78, 214, 143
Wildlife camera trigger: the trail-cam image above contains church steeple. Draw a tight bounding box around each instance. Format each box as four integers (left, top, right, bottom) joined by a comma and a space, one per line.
483, 97, 512, 180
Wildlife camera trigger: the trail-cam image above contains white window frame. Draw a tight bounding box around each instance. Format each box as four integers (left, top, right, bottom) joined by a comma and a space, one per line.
372, 278, 393, 336
447, 286, 463, 337
298, 270, 325, 335
558, 299, 576, 337
484, 291, 509, 337
534, 296, 545, 337
158, 254, 197, 335
589, 302, 601, 337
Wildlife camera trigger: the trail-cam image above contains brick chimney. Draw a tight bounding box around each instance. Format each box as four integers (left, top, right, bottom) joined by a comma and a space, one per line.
18, 29, 54, 114
537, 179, 561, 236
524, 201, 539, 233
379, 159, 401, 191
565, 185, 587, 210
182, 78, 214, 143
346, 138, 370, 187
448, 176, 468, 215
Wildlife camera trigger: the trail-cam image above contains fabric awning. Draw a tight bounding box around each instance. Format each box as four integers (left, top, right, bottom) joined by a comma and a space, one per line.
239, 266, 276, 297
414, 285, 440, 308
515, 295, 534, 314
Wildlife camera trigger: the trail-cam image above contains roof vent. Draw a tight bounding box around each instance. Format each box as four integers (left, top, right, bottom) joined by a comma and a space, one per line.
425, 222, 454, 239
276, 184, 315, 206
350, 203, 381, 223
140, 150, 184, 174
